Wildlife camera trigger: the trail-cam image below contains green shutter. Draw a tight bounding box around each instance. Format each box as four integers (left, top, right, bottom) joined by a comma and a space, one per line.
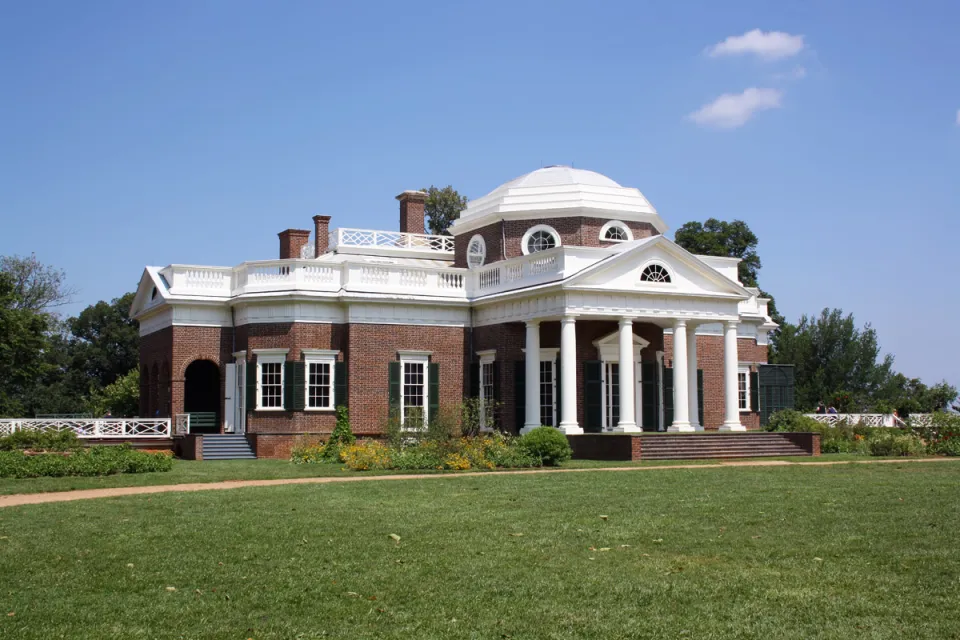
388, 361, 401, 412
697, 369, 704, 426
641, 361, 659, 431
758, 364, 796, 426
514, 361, 525, 434
469, 362, 480, 398
334, 361, 347, 408
284, 361, 296, 411
584, 360, 602, 433
663, 366, 674, 428
554, 356, 562, 424
750, 371, 760, 413
246, 360, 256, 411
291, 361, 305, 411
428, 362, 440, 424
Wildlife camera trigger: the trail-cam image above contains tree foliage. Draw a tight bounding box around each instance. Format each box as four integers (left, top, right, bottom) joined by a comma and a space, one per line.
0, 254, 75, 313
88, 369, 140, 418
674, 219, 761, 287
0, 272, 50, 416
421, 185, 468, 235
67, 292, 139, 389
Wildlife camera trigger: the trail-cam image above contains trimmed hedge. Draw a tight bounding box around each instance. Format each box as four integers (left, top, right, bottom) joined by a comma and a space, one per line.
0, 430, 83, 452
518, 427, 573, 466
0, 445, 174, 478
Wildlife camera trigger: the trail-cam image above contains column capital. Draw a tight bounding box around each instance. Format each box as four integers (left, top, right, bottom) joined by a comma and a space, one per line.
724, 319, 739, 330
561, 314, 578, 324
525, 319, 541, 328
618, 317, 635, 327
674, 318, 687, 329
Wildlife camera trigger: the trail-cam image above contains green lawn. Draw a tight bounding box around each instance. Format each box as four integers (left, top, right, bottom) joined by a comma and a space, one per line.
1, 462, 958, 638
0, 454, 900, 496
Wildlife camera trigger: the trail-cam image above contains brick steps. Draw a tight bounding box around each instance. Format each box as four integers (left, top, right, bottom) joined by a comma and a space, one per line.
637, 433, 807, 460
201, 435, 256, 460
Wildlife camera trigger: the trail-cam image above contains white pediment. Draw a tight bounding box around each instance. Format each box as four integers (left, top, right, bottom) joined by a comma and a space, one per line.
562, 236, 750, 299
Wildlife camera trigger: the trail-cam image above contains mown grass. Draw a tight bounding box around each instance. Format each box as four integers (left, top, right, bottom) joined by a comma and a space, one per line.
0, 454, 925, 496
0, 462, 958, 638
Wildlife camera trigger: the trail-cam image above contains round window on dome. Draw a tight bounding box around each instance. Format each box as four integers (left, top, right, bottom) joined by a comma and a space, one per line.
599, 220, 634, 243
521, 225, 561, 255
467, 235, 486, 269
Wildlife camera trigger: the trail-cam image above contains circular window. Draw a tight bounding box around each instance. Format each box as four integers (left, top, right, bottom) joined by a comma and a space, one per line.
521, 225, 561, 255
600, 220, 633, 242
640, 263, 671, 283
467, 235, 486, 269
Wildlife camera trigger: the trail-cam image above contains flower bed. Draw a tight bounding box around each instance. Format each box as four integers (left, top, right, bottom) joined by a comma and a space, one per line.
0, 444, 174, 478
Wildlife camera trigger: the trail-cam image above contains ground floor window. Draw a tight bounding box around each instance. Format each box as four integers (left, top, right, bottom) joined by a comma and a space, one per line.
540, 361, 555, 427
603, 362, 620, 430
257, 356, 285, 410
305, 351, 337, 410
738, 365, 751, 411
479, 358, 495, 430
402, 357, 428, 428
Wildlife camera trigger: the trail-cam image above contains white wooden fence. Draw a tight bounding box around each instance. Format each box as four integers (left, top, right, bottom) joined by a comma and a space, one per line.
804, 413, 933, 428
0, 418, 171, 438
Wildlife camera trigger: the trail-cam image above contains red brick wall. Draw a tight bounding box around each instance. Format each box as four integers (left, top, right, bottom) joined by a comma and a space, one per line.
453, 218, 660, 267
278, 229, 311, 260
139, 327, 173, 417
663, 333, 768, 430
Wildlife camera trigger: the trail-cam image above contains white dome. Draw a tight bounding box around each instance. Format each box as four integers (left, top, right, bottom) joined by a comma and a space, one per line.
501, 166, 623, 189
450, 166, 667, 235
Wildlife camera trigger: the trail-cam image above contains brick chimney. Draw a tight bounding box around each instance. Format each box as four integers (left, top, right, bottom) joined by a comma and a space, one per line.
313, 215, 332, 257
396, 190, 428, 235
278, 229, 311, 259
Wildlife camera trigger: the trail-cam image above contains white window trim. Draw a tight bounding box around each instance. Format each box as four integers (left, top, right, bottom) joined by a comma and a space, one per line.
637, 260, 674, 286
599, 220, 634, 243
256, 352, 288, 411
738, 365, 751, 413
304, 349, 338, 412
521, 224, 561, 256
477, 350, 496, 432
399, 353, 430, 429
467, 234, 487, 270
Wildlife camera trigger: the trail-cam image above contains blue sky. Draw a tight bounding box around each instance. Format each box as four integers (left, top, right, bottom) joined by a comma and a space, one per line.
1, 0, 957, 387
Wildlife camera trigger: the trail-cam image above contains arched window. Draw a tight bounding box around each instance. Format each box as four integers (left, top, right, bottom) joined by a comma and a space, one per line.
600, 220, 633, 242
467, 235, 486, 269
521, 225, 561, 255
640, 263, 671, 283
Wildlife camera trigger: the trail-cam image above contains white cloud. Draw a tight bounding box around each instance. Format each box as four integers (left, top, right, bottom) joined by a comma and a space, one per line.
689, 88, 784, 129
708, 29, 805, 60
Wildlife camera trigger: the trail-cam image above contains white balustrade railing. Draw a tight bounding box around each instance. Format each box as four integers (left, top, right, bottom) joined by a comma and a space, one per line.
0, 419, 171, 438
174, 414, 191, 435
344, 263, 467, 296
331, 228, 455, 254
805, 414, 896, 427
475, 249, 565, 294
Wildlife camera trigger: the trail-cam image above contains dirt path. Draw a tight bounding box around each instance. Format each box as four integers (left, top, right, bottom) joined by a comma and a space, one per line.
1, 457, 955, 508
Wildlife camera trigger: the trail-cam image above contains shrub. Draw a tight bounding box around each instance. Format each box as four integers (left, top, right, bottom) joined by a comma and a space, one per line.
518, 427, 572, 466
0, 445, 173, 479
389, 447, 444, 470
0, 430, 83, 452
290, 440, 327, 464
340, 440, 392, 471
764, 410, 821, 433
912, 412, 960, 456
867, 432, 925, 457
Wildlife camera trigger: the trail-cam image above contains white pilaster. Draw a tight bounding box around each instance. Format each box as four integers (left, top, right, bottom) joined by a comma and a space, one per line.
668, 319, 694, 432
720, 320, 747, 432
687, 325, 702, 431
522, 320, 541, 434
613, 318, 640, 432
558, 315, 582, 434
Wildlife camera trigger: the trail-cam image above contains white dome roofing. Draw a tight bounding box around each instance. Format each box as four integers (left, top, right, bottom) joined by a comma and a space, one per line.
450, 166, 667, 235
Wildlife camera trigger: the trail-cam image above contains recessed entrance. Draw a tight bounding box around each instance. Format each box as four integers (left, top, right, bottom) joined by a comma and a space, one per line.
184, 360, 220, 434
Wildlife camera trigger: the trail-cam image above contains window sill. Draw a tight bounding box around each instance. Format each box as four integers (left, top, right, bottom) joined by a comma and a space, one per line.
304, 407, 336, 413
255, 407, 286, 412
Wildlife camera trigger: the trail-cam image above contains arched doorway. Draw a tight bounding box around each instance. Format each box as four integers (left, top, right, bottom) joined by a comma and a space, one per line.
184, 360, 220, 434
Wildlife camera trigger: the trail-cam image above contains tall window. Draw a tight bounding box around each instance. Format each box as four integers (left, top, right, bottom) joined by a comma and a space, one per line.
305, 352, 336, 410
539, 361, 555, 427
402, 359, 428, 427
738, 366, 750, 411
479, 358, 495, 430
604, 362, 620, 430
258, 356, 285, 410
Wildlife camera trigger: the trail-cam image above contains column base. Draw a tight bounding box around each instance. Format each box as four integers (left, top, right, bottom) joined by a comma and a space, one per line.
557, 422, 584, 435
719, 422, 747, 432
692, 424, 705, 432
667, 422, 696, 433
611, 422, 641, 433
519, 424, 541, 435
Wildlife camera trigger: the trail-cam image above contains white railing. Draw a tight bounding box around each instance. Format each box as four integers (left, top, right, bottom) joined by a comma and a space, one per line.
166, 265, 234, 297
475, 249, 565, 294
0, 419, 171, 438
330, 228, 455, 254
805, 414, 896, 427
343, 263, 467, 297
175, 414, 191, 435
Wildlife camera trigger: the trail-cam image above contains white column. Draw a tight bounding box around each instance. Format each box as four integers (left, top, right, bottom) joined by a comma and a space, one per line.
558, 315, 582, 434
613, 318, 640, 432
686, 325, 701, 431
720, 320, 747, 431
668, 319, 694, 432
522, 320, 541, 434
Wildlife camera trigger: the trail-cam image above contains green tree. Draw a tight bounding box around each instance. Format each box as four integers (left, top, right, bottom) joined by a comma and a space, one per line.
0, 254, 75, 313
67, 292, 139, 389
87, 368, 140, 417
0, 272, 50, 416
771, 308, 894, 411
674, 219, 761, 287
421, 185, 468, 235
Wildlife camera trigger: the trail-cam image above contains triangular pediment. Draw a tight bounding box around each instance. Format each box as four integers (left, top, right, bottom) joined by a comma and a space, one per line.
129, 268, 169, 319
563, 236, 750, 299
